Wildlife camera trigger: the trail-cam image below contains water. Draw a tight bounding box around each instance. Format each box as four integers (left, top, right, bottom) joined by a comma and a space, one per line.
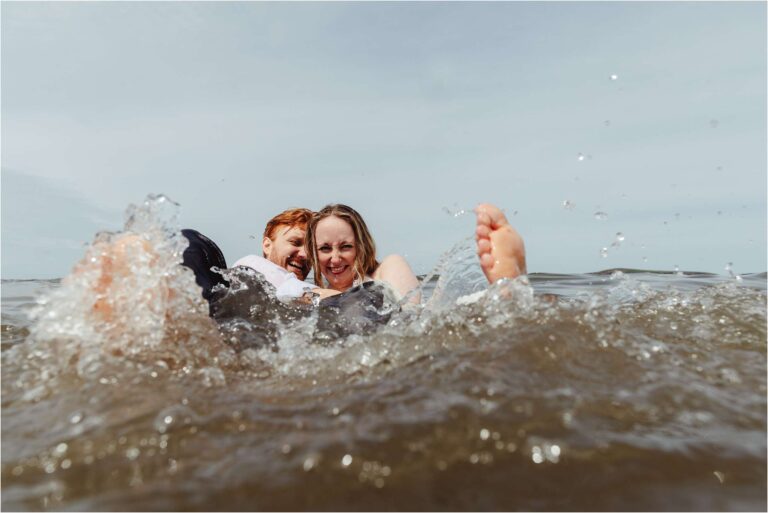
2, 199, 766, 511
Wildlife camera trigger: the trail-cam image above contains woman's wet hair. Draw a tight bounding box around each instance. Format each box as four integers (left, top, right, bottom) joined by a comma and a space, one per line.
306, 204, 379, 287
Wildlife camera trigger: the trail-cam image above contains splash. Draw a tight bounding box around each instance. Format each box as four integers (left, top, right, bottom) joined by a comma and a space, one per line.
9, 195, 228, 401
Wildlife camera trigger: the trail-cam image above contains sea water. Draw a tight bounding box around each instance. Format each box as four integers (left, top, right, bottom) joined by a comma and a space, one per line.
1, 197, 766, 511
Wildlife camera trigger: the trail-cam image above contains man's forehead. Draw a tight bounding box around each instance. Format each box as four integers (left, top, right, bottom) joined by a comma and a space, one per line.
275, 224, 307, 237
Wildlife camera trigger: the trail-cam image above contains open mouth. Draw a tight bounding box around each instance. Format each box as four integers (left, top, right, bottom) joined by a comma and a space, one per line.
328, 265, 347, 275
287, 260, 308, 275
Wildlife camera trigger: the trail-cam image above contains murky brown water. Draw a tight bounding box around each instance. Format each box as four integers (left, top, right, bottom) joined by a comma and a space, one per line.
2, 199, 766, 511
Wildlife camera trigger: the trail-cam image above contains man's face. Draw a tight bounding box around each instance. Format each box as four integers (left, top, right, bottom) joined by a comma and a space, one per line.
262, 224, 310, 281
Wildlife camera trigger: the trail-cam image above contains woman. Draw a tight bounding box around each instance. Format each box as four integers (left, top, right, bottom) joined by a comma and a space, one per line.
305, 204, 421, 301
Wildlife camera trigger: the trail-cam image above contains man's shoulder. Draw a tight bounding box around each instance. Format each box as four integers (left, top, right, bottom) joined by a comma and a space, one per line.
232, 254, 286, 276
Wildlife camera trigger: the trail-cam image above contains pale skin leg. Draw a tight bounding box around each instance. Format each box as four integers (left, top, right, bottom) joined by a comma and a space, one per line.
373, 254, 421, 303
475, 203, 527, 283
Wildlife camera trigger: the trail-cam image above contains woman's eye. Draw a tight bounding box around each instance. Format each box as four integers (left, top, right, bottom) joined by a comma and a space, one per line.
319, 246, 331, 252
342, 244, 353, 250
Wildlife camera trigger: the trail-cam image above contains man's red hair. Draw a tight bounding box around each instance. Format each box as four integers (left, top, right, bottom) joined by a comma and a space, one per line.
262, 208, 314, 242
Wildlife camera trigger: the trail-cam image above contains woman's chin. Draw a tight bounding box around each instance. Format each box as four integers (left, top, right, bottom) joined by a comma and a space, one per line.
325, 273, 353, 292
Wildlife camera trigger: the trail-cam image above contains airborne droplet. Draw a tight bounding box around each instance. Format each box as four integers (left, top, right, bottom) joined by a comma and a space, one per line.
594, 211, 608, 221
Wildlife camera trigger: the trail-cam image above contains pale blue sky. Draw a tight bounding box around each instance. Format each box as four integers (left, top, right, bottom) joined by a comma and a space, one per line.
2, 1, 766, 279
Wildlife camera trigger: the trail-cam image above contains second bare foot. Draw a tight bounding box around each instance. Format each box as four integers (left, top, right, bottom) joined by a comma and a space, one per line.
475, 203, 527, 283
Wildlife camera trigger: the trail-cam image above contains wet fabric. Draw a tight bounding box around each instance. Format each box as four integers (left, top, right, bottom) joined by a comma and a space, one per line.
208, 268, 396, 351
180, 229, 228, 304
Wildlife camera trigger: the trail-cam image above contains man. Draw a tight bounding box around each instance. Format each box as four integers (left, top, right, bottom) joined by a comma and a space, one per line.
229, 208, 317, 299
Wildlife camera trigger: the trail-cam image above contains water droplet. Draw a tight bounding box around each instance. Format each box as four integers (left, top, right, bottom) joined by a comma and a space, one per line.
442, 205, 468, 218
600, 247, 609, 258
713, 471, 725, 484
126, 447, 140, 460
717, 210, 723, 216
53, 443, 68, 457
576, 153, 585, 161
615, 232, 625, 242
725, 262, 742, 281
594, 211, 608, 221
480, 428, 490, 440
303, 454, 319, 471
69, 412, 84, 424
709, 119, 719, 128
60, 459, 71, 470
609, 74, 619, 81
562, 200, 575, 210
342, 454, 353, 467
604, 120, 611, 126
281, 444, 292, 454
642, 256, 648, 263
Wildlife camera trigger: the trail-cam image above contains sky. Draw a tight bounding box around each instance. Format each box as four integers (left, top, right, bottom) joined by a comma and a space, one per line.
2, 1, 766, 280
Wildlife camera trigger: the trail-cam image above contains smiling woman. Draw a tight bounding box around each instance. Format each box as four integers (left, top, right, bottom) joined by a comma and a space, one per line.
306, 204, 421, 301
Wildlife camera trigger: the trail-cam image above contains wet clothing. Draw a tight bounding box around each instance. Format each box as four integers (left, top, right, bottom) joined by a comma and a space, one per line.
232, 254, 315, 299
181, 229, 229, 302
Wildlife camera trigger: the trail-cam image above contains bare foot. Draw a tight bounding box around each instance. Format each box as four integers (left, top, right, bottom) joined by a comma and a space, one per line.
475, 203, 527, 283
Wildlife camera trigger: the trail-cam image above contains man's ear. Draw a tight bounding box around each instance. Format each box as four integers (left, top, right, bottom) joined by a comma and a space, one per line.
262, 237, 273, 259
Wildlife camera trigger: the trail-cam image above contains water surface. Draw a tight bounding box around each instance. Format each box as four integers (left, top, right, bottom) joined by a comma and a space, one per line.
1, 200, 765, 511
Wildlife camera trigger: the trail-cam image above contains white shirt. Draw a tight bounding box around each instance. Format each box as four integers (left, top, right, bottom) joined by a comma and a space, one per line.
232, 255, 316, 299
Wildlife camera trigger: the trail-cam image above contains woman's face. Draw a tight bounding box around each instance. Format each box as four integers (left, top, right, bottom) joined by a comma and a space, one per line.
315, 215, 357, 291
